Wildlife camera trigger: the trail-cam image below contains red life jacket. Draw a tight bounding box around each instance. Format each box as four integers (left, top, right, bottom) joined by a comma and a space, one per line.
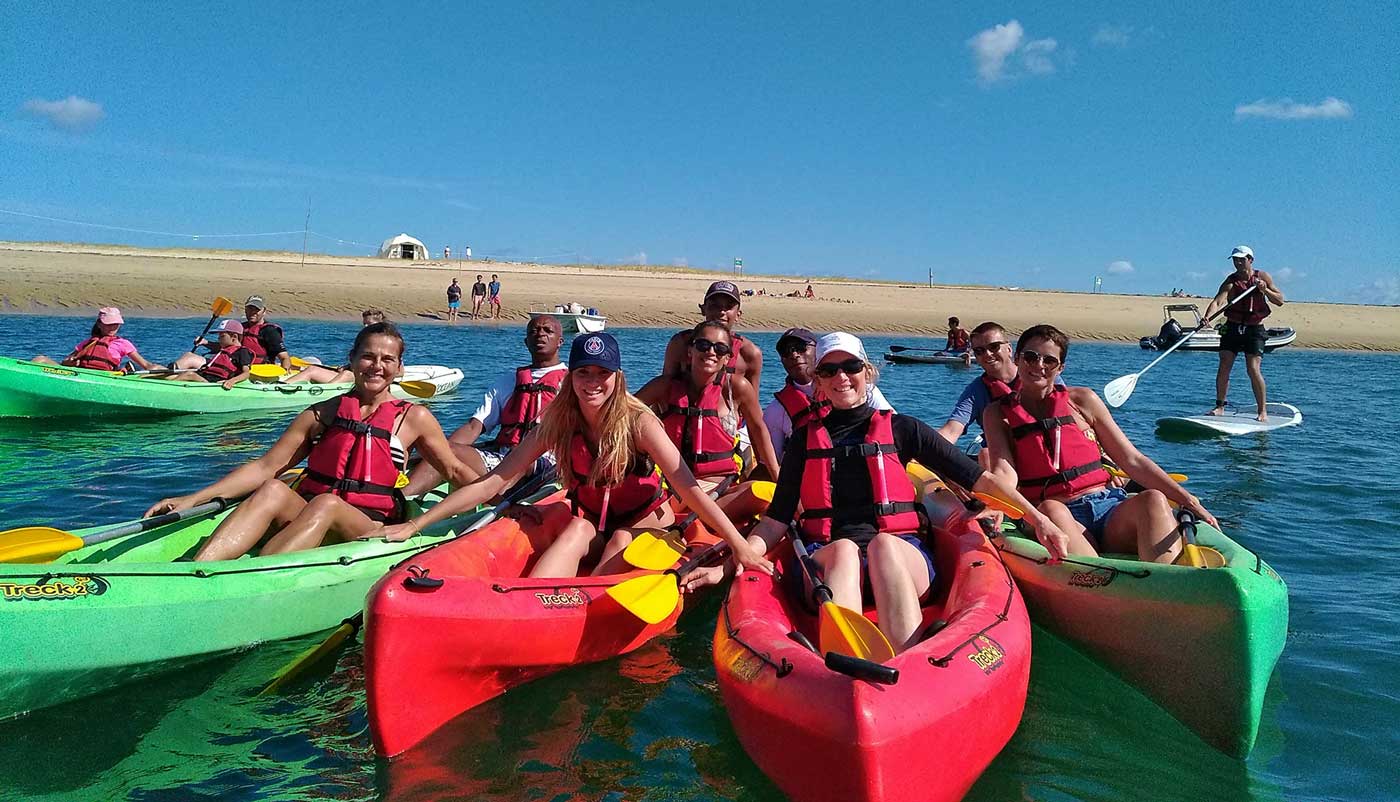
297, 395, 411, 518
1223, 272, 1271, 325
981, 374, 1020, 404
566, 433, 668, 531
199, 344, 246, 381
797, 409, 922, 543
999, 386, 1109, 502
773, 380, 829, 430
660, 376, 739, 478
71, 335, 122, 371
722, 333, 751, 376
948, 328, 970, 351
490, 366, 566, 448
242, 321, 280, 363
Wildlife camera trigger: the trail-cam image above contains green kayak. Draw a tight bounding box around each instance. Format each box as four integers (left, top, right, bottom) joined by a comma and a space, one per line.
0, 485, 530, 720
0, 357, 463, 419
995, 521, 1287, 758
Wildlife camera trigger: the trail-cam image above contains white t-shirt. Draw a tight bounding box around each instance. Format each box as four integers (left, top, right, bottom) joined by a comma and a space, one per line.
762, 380, 894, 462
472, 363, 569, 433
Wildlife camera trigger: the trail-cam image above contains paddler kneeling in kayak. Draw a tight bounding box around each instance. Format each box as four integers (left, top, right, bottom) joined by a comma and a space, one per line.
685, 333, 1070, 654
32, 307, 161, 373
144, 323, 474, 561
983, 324, 1215, 563
634, 320, 779, 524
374, 332, 775, 580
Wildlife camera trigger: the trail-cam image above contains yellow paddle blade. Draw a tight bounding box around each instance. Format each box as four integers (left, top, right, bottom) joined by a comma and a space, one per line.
249, 364, 286, 382
750, 481, 775, 502
905, 462, 937, 500
210, 296, 235, 316
817, 601, 896, 662
289, 356, 312, 368
622, 530, 687, 570
606, 572, 681, 625
1174, 544, 1226, 568
0, 527, 85, 564
395, 380, 435, 399
973, 491, 1025, 520
258, 619, 357, 696
1105, 464, 1188, 484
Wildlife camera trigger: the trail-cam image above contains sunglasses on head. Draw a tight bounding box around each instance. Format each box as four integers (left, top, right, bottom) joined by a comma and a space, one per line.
814, 358, 866, 379
691, 338, 732, 356
971, 340, 1008, 357
1018, 349, 1062, 369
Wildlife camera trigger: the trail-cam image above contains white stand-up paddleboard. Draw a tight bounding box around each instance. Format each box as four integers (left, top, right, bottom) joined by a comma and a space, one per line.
1157, 402, 1302, 436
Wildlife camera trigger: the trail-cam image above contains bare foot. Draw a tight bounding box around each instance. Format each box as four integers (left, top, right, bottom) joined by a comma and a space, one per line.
1256, 412, 1269, 423
1207, 406, 1225, 416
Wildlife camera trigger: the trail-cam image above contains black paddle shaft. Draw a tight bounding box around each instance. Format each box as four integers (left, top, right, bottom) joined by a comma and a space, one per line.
790, 535, 836, 608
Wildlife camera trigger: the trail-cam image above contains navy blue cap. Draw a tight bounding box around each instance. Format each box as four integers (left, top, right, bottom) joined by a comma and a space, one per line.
569, 332, 621, 372
704, 280, 741, 303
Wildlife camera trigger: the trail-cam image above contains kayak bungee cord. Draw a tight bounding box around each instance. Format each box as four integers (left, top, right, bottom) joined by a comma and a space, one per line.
719, 581, 794, 678
925, 547, 1019, 669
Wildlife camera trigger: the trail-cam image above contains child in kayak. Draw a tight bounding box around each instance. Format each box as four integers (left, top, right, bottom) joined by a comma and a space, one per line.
161, 319, 255, 388
144, 323, 473, 561
32, 307, 160, 373
982, 324, 1215, 563
634, 320, 780, 523
375, 332, 775, 580
686, 332, 1069, 654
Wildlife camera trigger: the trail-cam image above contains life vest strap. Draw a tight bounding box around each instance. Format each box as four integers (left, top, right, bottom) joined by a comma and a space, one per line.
303, 469, 398, 496
328, 417, 393, 439
807, 442, 899, 460
1018, 460, 1104, 488
667, 405, 720, 419
1009, 414, 1076, 440
800, 500, 921, 521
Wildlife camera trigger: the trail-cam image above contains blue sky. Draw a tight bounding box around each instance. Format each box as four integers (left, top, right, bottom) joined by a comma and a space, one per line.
3, 2, 1396, 303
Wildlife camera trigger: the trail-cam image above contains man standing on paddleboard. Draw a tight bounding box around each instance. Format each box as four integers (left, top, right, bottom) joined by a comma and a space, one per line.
1201, 246, 1285, 422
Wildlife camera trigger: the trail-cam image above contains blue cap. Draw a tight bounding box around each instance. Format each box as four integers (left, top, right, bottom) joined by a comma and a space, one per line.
569, 332, 621, 372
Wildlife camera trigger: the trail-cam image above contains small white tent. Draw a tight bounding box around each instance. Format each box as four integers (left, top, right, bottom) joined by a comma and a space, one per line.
378, 233, 429, 261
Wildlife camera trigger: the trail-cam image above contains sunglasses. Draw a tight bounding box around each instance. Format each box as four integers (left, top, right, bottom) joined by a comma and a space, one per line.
691, 338, 733, 356
1018, 349, 1062, 369
971, 341, 1008, 357
777, 341, 811, 357
814, 358, 866, 379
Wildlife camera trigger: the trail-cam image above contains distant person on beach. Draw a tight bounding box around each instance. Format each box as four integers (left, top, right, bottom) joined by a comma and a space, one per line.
471, 275, 488, 319
446, 278, 462, 322
402, 315, 566, 495
162, 319, 254, 389
170, 295, 289, 372
362, 308, 386, 326
804, 283, 815, 298
488, 274, 502, 319
444, 246, 451, 261
762, 327, 893, 464
1202, 245, 1286, 422
32, 307, 160, 373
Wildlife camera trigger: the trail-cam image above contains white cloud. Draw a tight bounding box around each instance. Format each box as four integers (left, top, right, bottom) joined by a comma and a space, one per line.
21, 95, 105, 131
968, 21, 1025, 83
1273, 266, 1306, 281
1235, 97, 1353, 121
1092, 25, 1131, 48
1021, 38, 1059, 75
1107, 260, 1134, 275
1345, 276, 1399, 305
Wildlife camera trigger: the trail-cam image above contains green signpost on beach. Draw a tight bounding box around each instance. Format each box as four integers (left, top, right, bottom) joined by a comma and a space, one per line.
734, 257, 742, 276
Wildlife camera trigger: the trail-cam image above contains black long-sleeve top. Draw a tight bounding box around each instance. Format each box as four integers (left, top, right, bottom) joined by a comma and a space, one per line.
766, 404, 984, 545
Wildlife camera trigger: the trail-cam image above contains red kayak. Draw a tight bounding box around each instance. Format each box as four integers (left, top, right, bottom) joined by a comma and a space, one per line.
365, 491, 721, 757
713, 480, 1031, 802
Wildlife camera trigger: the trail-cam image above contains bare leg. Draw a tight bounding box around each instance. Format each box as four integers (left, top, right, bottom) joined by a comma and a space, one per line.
866, 533, 934, 652
1211, 351, 1237, 415
30, 355, 58, 365
402, 440, 487, 496
1037, 499, 1100, 557
194, 480, 306, 561
259, 494, 380, 554
811, 538, 863, 611
528, 517, 602, 578
285, 365, 352, 384
1099, 489, 1180, 564
171, 352, 208, 371
590, 505, 675, 575
1245, 354, 1268, 420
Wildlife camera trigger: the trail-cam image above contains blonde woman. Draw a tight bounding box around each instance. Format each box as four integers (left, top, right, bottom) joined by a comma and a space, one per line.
377, 332, 775, 579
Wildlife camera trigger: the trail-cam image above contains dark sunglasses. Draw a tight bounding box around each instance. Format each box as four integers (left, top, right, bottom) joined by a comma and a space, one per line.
691, 338, 733, 356
1018, 349, 1062, 369
814, 358, 866, 379
777, 341, 811, 357
971, 341, 1008, 357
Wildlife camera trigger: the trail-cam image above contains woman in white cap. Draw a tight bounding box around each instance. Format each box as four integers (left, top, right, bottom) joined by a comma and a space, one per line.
376, 332, 776, 580
686, 332, 1069, 654
32, 307, 160, 373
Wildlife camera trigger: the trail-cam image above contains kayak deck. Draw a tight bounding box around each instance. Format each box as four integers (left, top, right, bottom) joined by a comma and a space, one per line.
0, 484, 510, 720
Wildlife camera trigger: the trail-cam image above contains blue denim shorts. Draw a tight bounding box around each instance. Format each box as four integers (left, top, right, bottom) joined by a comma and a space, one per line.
1064, 487, 1129, 549
807, 534, 936, 602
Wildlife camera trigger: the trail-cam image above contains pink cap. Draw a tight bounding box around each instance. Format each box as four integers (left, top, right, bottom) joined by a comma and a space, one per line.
97, 307, 124, 325
210, 319, 244, 335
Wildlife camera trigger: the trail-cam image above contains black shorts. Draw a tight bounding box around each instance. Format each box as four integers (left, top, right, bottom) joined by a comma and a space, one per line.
1220, 323, 1266, 355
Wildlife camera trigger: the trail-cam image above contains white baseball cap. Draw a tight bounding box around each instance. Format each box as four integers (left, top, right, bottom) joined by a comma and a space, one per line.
1229, 245, 1254, 260
815, 332, 869, 363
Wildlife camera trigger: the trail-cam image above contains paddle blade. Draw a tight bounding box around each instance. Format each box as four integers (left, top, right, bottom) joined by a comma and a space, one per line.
623, 530, 687, 570
211, 296, 235, 316
606, 572, 681, 625
750, 481, 776, 502
395, 380, 436, 399
972, 491, 1025, 520
0, 527, 85, 564
249, 364, 286, 382
818, 602, 896, 662
259, 618, 358, 696
1174, 545, 1226, 568
1104, 372, 1139, 408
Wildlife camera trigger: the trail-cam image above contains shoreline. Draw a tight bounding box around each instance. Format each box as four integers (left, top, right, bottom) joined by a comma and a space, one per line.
3, 242, 1398, 352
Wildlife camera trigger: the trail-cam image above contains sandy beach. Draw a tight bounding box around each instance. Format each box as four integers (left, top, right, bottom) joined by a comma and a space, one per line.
2, 241, 1397, 352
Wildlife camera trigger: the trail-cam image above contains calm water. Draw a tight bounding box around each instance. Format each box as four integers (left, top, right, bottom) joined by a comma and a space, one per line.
1, 315, 1396, 801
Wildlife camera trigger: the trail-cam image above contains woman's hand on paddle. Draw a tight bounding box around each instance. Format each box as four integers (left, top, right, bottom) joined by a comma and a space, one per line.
1183, 495, 1217, 528
144, 495, 197, 518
